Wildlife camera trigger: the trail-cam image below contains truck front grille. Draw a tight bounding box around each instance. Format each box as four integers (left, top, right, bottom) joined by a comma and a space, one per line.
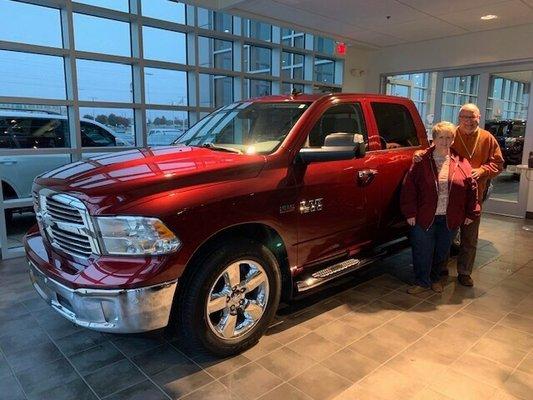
36, 190, 99, 258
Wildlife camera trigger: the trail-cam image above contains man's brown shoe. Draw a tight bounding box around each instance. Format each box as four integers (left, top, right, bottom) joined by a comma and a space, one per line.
458, 274, 474, 287
407, 285, 429, 295
431, 282, 444, 293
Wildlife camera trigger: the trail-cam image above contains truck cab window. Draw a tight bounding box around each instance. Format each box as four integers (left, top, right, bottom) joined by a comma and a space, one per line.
371, 102, 419, 149
306, 103, 367, 148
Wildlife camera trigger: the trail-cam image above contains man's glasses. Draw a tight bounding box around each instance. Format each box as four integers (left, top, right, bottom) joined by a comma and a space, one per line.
459, 115, 478, 120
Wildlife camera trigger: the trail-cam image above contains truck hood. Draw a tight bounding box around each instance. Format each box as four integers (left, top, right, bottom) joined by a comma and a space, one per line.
36, 146, 266, 213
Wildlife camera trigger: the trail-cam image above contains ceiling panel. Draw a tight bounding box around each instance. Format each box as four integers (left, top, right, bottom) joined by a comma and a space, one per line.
398, 0, 509, 16
226, 0, 533, 48
376, 15, 468, 41
342, 30, 406, 47
274, 0, 429, 27
438, 0, 533, 31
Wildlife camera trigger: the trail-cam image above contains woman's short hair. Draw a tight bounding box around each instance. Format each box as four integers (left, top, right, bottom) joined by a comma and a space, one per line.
431, 121, 456, 140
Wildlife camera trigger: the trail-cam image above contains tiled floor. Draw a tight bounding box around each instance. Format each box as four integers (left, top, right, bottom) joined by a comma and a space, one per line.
1, 214, 532, 400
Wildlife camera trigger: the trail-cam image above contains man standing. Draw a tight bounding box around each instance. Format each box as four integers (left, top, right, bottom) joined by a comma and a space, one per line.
448, 104, 503, 286
414, 103, 503, 286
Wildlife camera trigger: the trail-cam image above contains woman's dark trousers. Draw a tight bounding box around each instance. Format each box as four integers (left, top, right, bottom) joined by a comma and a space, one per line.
410, 215, 456, 287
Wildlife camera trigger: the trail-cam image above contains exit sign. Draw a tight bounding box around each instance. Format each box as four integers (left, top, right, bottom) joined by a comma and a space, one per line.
336, 42, 347, 56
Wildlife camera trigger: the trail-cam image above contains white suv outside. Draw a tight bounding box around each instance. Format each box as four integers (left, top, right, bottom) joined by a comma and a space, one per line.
147, 128, 184, 146
1, 110, 130, 202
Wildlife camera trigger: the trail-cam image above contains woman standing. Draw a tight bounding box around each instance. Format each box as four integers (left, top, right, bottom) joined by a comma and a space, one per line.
401, 122, 480, 294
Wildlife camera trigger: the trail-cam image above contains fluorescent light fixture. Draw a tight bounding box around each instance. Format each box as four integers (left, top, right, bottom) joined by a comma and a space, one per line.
481, 14, 498, 20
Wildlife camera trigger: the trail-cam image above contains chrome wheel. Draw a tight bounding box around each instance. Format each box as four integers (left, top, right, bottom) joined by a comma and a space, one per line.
206, 259, 269, 340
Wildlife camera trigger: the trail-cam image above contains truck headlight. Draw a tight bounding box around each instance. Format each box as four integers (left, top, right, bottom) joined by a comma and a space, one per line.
95, 216, 181, 255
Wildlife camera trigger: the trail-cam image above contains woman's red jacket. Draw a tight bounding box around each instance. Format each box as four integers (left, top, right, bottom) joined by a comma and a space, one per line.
400, 146, 481, 230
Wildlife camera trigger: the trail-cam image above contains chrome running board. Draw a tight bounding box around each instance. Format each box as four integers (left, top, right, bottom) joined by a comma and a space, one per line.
296, 253, 385, 292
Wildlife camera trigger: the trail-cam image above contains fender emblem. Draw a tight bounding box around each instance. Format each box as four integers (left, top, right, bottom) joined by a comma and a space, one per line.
279, 204, 295, 214
299, 198, 323, 214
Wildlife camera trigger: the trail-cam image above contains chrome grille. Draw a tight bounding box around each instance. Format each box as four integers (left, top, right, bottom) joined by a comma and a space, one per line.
46, 197, 84, 224
32, 191, 40, 213
36, 190, 99, 258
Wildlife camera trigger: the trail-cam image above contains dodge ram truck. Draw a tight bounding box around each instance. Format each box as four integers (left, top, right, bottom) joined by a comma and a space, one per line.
25, 93, 429, 356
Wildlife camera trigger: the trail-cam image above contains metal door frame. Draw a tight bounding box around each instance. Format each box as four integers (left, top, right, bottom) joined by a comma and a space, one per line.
435, 63, 533, 217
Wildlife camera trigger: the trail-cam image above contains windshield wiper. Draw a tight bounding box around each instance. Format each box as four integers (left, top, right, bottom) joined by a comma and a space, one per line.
201, 143, 242, 154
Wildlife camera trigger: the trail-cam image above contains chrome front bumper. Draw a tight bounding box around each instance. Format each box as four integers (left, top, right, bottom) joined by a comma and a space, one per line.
28, 261, 177, 333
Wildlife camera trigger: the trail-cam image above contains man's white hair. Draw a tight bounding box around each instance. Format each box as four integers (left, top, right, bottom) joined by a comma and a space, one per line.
459, 103, 480, 115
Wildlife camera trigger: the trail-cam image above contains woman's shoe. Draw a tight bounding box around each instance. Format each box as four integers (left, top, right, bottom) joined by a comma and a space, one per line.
431, 282, 444, 293
407, 285, 429, 295
458, 274, 474, 287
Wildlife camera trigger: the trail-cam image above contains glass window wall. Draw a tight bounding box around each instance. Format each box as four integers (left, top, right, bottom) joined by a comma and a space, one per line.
0, 0, 344, 257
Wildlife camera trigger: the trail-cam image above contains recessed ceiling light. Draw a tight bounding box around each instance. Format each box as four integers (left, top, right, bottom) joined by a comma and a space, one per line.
481, 14, 498, 20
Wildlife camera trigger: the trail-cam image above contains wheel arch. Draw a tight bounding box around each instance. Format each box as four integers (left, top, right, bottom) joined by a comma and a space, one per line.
2, 180, 19, 200
180, 222, 293, 303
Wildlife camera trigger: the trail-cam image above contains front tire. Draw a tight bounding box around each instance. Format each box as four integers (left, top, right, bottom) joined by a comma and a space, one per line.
175, 238, 281, 357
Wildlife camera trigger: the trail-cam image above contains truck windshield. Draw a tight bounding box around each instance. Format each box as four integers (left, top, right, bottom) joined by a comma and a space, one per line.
174, 101, 310, 154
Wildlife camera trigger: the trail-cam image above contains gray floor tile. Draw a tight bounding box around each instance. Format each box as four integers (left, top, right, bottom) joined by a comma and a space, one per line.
34, 310, 81, 339
152, 357, 214, 399
0, 353, 12, 379
70, 342, 125, 376
16, 358, 78, 398
258, 383, 313, 400
0, 302, 30, 322
111, 332, 166, 357
289, 363, 352, 400
132, 343, 191, 376
5, 341, 63, 373
193, 352, 251, 379
321, 348, 379, 383
0, 326, 50, 356
85, 359, 145, 398
104, 380, 168, 400
179, 380, 235, 400
219, 362, 283, 400
0, 374, 26, 400
27, 378, 97, 400
55, 330, 109, 357
257, 346, 316, 380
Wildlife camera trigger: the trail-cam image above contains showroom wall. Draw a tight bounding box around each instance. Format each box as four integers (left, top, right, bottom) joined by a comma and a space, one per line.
360, 24, 533, 92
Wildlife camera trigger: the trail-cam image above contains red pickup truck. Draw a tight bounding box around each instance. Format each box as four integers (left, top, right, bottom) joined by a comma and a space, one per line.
25, 93, 429, 356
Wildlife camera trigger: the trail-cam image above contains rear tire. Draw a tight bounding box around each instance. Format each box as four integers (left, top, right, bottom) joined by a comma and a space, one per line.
175, 238, 281, 357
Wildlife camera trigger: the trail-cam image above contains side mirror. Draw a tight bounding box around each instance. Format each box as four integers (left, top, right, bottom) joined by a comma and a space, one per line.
298, 132, 366, 163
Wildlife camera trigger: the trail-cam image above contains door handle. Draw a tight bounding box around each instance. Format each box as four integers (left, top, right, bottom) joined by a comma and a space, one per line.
357, 169, 378, 186
0, 159, 17, 165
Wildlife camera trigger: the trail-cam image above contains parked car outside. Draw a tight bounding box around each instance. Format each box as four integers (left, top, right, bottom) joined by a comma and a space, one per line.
485, 119, 526, 171
25, 93, 429, 356
1, 110, 130, 202
147, 128, 185, 146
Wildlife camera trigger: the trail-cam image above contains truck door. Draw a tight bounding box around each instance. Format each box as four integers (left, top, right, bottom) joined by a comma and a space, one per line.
296, 102, 377, 267
364, 99, 426, 238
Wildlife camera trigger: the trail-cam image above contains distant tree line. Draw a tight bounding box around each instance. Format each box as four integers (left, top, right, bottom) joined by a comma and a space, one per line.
83, 114, 131, 127
83, 114, 187, 128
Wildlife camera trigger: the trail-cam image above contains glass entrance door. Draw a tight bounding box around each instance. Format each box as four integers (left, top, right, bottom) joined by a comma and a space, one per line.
484, 72, 530, 206
435, 68, 533, 217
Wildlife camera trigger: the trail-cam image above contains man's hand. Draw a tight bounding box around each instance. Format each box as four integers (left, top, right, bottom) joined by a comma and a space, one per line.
464, 218, 474, 225
407, 217, 416, 226
413, 150, 424, 163
471, 168, 483, 180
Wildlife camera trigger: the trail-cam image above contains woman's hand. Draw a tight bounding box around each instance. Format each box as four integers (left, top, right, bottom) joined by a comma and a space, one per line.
413, 150, 424, 163
464, 218, 474, 225
407, 217, 416, 226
